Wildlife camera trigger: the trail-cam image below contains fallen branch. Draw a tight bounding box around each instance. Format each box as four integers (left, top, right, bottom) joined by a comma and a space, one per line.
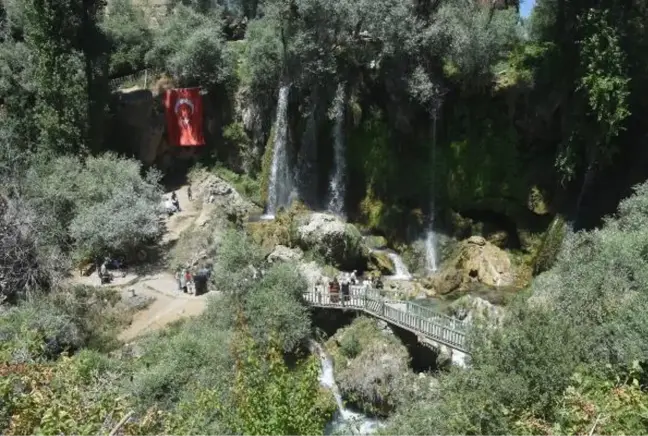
109, 410, 134, 436
588, 414, 601, 436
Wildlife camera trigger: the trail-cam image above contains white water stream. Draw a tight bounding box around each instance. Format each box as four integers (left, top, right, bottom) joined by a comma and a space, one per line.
425, 114, 439, 272
264, 85, 293, 219
386, 252, 412, 280
425, 230, 438, 272
327, 83, 347, 218
310, 341, 384, 435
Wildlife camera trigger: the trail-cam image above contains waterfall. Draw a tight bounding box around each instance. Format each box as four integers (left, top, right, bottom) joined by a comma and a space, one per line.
425, 113, 439, 272
327, 83, 347, 218
264, 85, 292, 219
309, 340, 383, 435
295, 108, 318, 207
425, 230, 438, 272
386, 252, 412, 280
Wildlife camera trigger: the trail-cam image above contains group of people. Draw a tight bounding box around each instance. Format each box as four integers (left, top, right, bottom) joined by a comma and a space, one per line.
175, 268, 195, 294
175, 265, 211, 296
323, 270, 384, 302
327, 270, 358, 303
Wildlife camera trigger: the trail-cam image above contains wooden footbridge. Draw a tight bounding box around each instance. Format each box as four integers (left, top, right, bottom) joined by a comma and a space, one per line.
303, 285, 468, 354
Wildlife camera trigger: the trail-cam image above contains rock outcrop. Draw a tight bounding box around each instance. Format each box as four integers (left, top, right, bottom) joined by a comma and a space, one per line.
447, 294, 504, 326
368, 250, 395, 275
267, 244, 304, 263
426, 236, 513, 295
194, 174, 260, 225
294, 213, 368, 270
327, 317, 410, 416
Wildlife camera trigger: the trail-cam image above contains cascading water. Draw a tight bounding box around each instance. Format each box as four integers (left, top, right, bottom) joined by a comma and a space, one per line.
263, 85, 292, 219
425, 230, 438, 272
327, 83, 347, 218
425, 113, 439, 272
309, 340, 383, 435
295, 108, 318, 207
386, 252, 412, 280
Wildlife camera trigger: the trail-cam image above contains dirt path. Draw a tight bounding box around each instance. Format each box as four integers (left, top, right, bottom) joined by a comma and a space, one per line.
118, 272, 210, 342
73, 184, 217, 341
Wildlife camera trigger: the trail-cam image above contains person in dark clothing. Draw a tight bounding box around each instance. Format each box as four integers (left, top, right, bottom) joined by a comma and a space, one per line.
331, 277, 340, 303
171, 191, 180, 212
187, 185, 193, 201
341, 279, 350, 302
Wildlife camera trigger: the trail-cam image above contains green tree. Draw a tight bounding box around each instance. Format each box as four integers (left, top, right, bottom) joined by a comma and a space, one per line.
146, 4, 235, 88
102, 0, 152, 76
223, 318, 334, 435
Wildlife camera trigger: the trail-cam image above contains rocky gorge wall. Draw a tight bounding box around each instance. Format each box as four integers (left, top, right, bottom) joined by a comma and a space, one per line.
107, 77, 566, 286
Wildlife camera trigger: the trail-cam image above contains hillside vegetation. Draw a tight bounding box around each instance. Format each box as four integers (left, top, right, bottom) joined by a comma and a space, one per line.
1, 0, 648, 434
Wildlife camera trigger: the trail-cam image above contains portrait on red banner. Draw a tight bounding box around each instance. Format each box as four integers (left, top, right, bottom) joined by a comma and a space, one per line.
164, 88, 205, 146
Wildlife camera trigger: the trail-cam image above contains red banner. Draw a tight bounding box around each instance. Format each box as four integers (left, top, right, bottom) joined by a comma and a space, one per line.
164, 88, 205, 146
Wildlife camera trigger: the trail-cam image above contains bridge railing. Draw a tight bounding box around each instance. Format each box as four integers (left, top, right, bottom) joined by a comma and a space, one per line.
303, 285, 468, 352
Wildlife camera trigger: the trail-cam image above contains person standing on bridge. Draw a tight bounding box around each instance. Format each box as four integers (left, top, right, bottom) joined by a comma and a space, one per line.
331, 277, 340, 303
341, 277, 350, 303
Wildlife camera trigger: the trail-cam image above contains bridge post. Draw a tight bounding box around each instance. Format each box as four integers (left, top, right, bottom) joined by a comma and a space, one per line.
362, 286, 367, 309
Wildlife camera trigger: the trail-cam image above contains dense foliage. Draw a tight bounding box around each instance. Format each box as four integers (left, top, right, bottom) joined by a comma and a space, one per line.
0, 229, 335, 435
1, 0, 648, 434
381, 180, 648, 434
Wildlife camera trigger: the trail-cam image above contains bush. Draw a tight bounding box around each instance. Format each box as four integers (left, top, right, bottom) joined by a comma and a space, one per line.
102, 0, 153, 76
383, 179, 648, 434
0, 286, 125, 364
211, 230, 311, 352
0, 195, 56, 302
23, 153, 163, 264
145, 5, 235, 88
128, 317, 233, 409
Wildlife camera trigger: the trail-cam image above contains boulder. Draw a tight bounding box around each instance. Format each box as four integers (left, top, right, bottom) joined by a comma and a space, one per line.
426, 236, 513, 295
298, 260, 328, 288
194, 174, 260, 225
295, 213, 368, 270
457, 236, 512, 286
368, 250, 395, 275
267, 245, 304, 263
327, 318, 410, 416
364, 235, 388, 250
447, 294, 504, 326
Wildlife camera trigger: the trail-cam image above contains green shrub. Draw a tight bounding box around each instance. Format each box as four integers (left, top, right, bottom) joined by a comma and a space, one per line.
145, 4, 234, 88
339, 334, 361, 359
23, 153, 163, 264
102, 0, 153, 76
532, 214, 567, 275
129, 318, 233, 409
383, 179, 648, 434
0, 286, 124, 364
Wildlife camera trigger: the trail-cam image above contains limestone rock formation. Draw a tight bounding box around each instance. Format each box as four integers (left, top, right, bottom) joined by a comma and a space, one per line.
327, 318, 410, 415
295, 213, 368, 270
364, 235, 388, 250
426, 235, 513, 295
368, 250, 395, 275
447, 294, 504, 326
194, 173, 260, 225
267, 244, 304, 263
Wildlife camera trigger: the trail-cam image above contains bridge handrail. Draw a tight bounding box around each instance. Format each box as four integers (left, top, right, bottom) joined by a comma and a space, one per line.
305, 284, 468, 352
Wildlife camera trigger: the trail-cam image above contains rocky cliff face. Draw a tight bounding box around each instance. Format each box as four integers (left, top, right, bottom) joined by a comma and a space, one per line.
425, 235, 514, 296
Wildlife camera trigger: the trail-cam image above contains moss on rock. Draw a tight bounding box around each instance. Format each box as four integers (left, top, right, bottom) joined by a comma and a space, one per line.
368, 251, 395, 275
326, 317, 409, 417
532, 214, 567, 275
259, 125, 276, 207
